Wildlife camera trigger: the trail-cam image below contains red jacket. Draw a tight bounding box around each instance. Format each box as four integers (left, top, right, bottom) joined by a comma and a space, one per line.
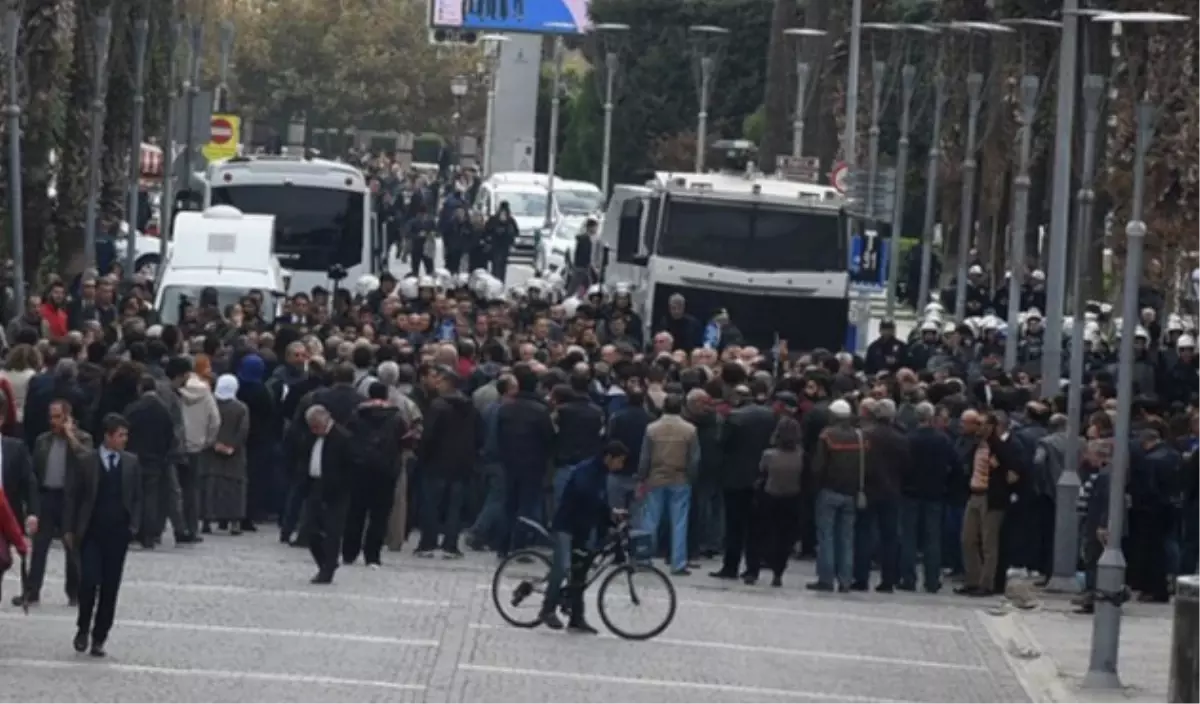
0, 488, 27, 559
39, 302, 68, 340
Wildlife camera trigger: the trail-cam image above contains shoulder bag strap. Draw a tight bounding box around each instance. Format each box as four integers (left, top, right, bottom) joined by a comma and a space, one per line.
855, 429, 865, 494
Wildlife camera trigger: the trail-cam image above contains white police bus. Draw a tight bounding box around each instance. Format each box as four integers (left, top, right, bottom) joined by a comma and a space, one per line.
204, 155, 379, 294
600, 170, 849, 351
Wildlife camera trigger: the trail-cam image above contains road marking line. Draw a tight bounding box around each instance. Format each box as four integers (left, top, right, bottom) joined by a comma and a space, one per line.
0, 612, 438, 647
466, 623, 985, 671
456, 663, 909, 702
0, 658, 426, 691
21, 576, 450, 607
475, 582, 965, 631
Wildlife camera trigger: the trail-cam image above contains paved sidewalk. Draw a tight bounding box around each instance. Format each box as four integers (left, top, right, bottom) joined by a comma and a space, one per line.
1, 531, 1038, 702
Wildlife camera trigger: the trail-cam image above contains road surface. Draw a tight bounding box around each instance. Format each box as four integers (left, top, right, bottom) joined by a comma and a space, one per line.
1, 532, 1039, 703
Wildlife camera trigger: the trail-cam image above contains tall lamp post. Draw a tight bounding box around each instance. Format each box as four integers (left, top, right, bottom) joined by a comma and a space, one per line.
3, 3, 25, 305
999, 18, 1060, 370
592, 22, 628, 195
782, 27, 826, 160
949, 21, 1013, 321
915, 29, 949, 313
179, 18, 203, 209
1047, 8, 1111, 594
1081, 11, 1189, 690
479, 33, 507, 177
158, 12, 183, 263
83, 8, 113, 271
450, 74, 468, 174
123, 0, 150, 283
542, 23, 573, 231
688, 25, 729, 173
214, 20, 234, 112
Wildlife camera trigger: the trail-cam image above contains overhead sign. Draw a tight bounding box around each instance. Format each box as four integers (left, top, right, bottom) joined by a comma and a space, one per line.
776, 155, 820, 183
849, 225, 889, 291
202, 114, 240, 163
429, 0, 591, 35
831, 162, 849, 193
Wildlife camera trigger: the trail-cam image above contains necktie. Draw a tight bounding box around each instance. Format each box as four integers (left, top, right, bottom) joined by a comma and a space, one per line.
107, 454, 118, 473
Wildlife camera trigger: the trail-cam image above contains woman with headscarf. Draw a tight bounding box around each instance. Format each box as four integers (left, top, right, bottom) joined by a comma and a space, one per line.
235, 353, 277, 531
200, 374, 250, 534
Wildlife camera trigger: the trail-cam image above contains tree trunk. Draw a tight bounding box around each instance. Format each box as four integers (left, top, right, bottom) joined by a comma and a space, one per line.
52, 0, 96, 282
758, 0, 797, 173
101, 0, 132, 224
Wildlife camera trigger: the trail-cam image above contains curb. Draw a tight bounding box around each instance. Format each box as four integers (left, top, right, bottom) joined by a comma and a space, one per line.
978, 609, 1076, 703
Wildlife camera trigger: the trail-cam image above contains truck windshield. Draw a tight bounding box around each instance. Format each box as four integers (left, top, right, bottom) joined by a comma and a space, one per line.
157, 285, 277, 326
657, 199, 843, 272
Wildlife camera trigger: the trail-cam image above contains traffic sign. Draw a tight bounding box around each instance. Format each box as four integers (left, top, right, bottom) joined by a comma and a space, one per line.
831, 162, 849, 193
201, 114, 240, 163
849, 225, 890, 291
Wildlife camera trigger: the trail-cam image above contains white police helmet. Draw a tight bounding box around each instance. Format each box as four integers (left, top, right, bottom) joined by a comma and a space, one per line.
399, 276, 419, 299
355, 274, 380, 298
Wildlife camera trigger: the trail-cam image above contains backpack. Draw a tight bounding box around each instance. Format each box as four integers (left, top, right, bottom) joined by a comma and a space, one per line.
360, 416, 399, 476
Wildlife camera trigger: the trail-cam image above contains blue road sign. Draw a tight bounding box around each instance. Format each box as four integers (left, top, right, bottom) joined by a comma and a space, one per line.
849, 228, 889, 291
430, 0, 589, 35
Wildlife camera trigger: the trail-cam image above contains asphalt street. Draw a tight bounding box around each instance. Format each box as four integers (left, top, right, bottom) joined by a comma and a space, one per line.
1, 530, 1035, 703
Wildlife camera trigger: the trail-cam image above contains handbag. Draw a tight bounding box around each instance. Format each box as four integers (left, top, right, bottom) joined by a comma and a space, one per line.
854, 429, 868, 510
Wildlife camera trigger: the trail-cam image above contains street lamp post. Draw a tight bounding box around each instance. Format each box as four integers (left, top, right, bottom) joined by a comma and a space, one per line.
123, 0, 150, 283
3, 4, 25, 305
479, 34, 507, 177
159, 14, 183, 263
543, 32, 567, 230
83, 8, 113, 271
592, 22, 629, 195
214, 20, 234, 112
179, 19, 203, 208
999, 18, 1061, 370
782, 28, 826, 160
950, 22, 1013, 321
450, 74, 468, 174
688, 25, 729, 173
1081, 11, 1189, 690
915, 55, 947, 313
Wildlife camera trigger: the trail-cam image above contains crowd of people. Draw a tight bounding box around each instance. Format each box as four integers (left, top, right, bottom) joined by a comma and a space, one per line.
0, 248, 1195, 653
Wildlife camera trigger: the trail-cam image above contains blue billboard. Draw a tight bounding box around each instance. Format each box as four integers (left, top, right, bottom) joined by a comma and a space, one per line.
430, 0, 591, 35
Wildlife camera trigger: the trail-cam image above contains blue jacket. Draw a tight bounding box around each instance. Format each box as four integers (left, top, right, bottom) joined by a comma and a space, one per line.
551, 457, 610, 539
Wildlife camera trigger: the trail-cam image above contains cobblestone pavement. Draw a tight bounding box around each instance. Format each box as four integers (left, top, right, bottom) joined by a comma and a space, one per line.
1, 532, 1036, 703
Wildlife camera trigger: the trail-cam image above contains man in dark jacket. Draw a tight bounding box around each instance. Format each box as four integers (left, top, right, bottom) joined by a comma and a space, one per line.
864, 321, 908, 374
297, 405, 357, 584
415, 367, 481, 557
495, 363, 556, 556
312, 363, 366, 426
711, 380, 778, 581
342, 383, 408, 567
124, 375, 180, 549
854, 399, 910, 592
900, 401, 956, 593
605, 386, 650, 512
657, 294, 702, 352
1126, 427, 1180, 603
550, 370, 604, 507
807, 399, 865, 592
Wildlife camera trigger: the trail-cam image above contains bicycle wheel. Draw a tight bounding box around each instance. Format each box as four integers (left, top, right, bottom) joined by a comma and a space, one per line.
491, 549, 553, 628
596, 563, 677, 640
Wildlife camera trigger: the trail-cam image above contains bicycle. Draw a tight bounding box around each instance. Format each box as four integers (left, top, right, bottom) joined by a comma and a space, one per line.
491, 516, 677, 640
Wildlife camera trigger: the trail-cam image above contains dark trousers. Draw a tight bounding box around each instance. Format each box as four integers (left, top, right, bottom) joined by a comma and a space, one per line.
410, 240, 434, 276
416, 476, 466, 552
280, 477, 309, 541
245, 444, 277, 522
853, 498, 900, 588
342, 471, 397, 564
1128, 508, 1169, 600
76, 526, 130, 644
177, 455, 202, 536
142, 460, 183, 543
304, 487, 350, 577
898, 497, 943, 591
491, 247, 510, 282
498, 472, 543, 556
746, 493, 799, 579
719, 488, 755, 576
796, 473, 818, 556
444, 247, 464, 273
942, 501, 965, 574
25, 489, 78, 601
468, 464, 507, 549
468, 248, 489, 273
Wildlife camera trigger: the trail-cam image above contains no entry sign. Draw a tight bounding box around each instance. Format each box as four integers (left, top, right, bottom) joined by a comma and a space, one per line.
202, 114, 241, 163
210, 117, 234, 144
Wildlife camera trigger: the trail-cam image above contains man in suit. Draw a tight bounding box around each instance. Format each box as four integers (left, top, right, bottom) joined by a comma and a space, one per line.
300, 404, 356, 584
14, 399, 92, 607
64, 413, 142, 657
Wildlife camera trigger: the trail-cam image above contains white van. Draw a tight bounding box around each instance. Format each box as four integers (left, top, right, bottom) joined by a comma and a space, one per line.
153, 205, 287, 325
474, 172, 605, 272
